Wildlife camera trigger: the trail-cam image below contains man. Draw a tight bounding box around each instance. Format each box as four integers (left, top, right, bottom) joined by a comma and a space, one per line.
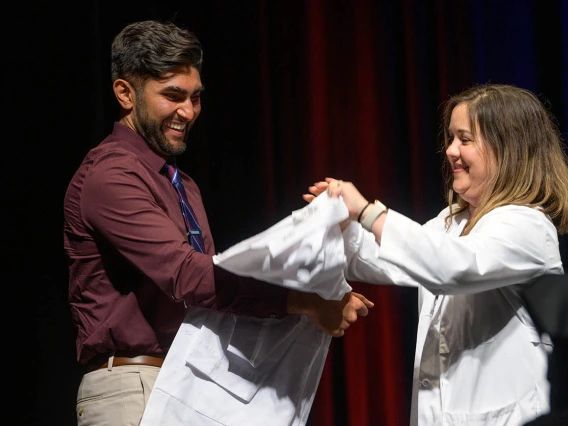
63, 20, 372, 426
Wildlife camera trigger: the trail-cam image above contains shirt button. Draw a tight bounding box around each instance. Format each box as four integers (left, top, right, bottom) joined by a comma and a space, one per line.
420, 379, 431, 389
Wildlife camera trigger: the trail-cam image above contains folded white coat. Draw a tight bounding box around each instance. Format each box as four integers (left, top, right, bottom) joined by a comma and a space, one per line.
140, 192, 352, 426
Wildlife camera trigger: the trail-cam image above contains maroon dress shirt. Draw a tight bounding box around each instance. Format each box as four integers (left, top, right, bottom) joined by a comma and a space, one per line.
64, 122, 289, 366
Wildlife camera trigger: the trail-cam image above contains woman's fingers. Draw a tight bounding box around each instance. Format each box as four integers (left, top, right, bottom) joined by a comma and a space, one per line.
302, 193, 316, 203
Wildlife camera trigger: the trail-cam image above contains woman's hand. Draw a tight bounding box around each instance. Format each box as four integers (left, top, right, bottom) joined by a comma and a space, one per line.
303, 177, 370, 231
302, 180, 330, 204
320, 178, 370, 221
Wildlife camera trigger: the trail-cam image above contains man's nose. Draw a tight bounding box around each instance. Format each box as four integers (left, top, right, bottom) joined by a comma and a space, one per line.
178, 101, 196, 121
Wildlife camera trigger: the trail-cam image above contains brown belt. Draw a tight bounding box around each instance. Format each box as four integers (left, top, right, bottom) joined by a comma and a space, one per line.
86, 354, 165, 373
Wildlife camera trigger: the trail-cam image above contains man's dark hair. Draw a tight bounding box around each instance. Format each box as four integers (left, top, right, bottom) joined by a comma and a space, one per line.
111, 20, 203, 87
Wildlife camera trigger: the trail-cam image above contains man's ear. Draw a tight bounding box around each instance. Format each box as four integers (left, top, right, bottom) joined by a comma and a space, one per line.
113, 79, 136, 110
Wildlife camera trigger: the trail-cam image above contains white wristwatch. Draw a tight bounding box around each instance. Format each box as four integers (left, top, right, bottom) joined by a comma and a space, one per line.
360, 200, 387, 232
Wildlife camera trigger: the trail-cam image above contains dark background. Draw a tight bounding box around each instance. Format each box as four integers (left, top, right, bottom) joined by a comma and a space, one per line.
7, 1, 567, 425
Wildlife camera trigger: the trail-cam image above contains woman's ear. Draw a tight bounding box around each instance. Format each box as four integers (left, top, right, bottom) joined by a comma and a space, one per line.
113, 79, 135, 111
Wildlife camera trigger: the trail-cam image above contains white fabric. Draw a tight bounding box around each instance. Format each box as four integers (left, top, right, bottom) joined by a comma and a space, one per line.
342, 204, 563, 426
212, 191, 352, 300
140, 192, 350, 426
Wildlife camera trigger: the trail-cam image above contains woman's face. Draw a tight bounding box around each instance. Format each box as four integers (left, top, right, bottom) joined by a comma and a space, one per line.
445, 103, 496, 209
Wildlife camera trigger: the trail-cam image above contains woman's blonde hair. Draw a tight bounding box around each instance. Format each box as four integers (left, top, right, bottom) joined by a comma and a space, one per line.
441, 83, 568, 234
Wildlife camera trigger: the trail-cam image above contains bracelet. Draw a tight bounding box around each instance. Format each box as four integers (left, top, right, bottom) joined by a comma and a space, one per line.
357, 201, 372, 223
360, 200, 388, 232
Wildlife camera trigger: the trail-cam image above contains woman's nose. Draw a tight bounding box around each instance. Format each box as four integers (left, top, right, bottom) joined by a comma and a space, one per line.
446, 139, 459, 158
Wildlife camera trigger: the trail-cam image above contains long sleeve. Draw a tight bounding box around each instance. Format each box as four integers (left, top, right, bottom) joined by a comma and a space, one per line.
342, 205, 563, 295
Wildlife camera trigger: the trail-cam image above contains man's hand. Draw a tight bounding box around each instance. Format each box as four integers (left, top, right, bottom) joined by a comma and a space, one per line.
287, 290, 374, 337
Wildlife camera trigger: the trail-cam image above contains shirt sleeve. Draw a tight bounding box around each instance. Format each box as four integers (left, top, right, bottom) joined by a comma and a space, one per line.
343, 205, 563, 295
82, 150, 288, 318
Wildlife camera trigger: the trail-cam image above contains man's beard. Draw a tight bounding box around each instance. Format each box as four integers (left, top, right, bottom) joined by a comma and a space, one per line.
134, 97, 187, 156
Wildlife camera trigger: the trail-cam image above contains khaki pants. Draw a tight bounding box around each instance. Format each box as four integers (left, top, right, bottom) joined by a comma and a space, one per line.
76, 365, 160, 426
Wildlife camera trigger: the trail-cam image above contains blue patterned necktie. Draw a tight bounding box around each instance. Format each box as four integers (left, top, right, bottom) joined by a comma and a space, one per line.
162, 162, 205, 253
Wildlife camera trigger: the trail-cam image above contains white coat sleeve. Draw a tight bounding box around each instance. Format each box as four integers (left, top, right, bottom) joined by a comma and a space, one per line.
343, 205, 563, 295
213, 192, 352, 300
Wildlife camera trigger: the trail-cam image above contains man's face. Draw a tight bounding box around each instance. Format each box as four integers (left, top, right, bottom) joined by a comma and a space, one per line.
132, 66, 203, 157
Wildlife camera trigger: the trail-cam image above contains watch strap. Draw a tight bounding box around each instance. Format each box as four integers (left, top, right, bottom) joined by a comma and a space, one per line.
360, 200, 387, 232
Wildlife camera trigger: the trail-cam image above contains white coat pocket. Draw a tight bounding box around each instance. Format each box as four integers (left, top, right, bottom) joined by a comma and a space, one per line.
184, 308, 308, 402
443, 400, 523, 425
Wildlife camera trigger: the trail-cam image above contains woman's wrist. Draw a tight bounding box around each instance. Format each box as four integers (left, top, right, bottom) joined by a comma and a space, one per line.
360, 200, 388, 232
356, 201, 372, 222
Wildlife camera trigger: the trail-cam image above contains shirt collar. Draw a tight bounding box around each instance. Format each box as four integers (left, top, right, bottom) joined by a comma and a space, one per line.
112, 122, 174, 173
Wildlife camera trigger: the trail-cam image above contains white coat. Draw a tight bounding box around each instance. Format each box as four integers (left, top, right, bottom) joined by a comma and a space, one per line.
140, 193, 351, 426
342, 204, 563, 425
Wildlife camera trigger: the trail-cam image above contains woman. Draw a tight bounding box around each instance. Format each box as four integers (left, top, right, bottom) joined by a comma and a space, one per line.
305, 84, 568, 425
